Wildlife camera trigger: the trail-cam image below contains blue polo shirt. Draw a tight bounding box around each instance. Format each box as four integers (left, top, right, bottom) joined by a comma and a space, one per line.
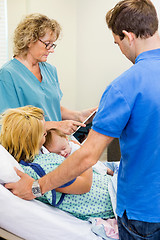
0, 59, 63, 121
92, 49, 160, 222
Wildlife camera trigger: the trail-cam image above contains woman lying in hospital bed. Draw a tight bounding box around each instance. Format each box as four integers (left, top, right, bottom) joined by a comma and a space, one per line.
0, 105, 115, 221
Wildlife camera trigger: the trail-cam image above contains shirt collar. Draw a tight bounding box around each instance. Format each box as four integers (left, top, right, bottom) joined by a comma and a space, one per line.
135, 48, 160, 64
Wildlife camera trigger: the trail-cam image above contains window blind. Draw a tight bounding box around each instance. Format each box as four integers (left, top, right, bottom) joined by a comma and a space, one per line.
0, 0, 8, 67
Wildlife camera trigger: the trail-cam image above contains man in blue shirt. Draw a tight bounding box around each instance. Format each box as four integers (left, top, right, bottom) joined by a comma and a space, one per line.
6, 0, 160, 239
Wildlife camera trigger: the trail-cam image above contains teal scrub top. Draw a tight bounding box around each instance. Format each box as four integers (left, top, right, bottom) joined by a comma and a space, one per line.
92, 49, 160, 222
0, 58, 63, 121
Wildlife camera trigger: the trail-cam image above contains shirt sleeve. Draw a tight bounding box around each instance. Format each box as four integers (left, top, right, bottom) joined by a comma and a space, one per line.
92, 84, 131, 138
0, 69, 21, 114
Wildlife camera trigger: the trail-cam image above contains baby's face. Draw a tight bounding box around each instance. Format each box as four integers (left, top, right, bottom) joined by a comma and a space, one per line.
48, 134, 71, 158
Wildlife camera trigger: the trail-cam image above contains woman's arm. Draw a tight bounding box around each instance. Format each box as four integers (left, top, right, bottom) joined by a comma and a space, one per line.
45, 106, 97, 135
45, 120, 85, 135
56, 167, 93, 194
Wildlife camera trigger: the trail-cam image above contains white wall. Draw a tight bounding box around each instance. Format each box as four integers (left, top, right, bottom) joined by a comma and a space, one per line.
0, 0, 8, 67
76, 0, 132, 109
75, 0, 160, 109
152, 0, 160, 32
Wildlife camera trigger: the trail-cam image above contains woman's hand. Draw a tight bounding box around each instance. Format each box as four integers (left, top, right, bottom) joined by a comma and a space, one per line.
61, 106, 98, 123
77, 107, 98, 124
56, 120, 86, 135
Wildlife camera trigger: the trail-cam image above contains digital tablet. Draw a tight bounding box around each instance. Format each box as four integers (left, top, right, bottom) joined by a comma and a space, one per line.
72, 110, 97, 144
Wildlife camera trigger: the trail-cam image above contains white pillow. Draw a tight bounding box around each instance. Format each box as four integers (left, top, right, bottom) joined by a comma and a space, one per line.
0, 145, 24, 184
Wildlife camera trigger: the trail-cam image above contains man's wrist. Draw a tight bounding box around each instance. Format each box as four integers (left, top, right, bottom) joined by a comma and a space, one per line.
32, 180, 43, 197
38, 177, 45, 195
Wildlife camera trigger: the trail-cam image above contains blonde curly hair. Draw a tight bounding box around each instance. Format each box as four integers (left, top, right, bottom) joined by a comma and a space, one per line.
0, 106, 44, 162
13, 13, 61, 56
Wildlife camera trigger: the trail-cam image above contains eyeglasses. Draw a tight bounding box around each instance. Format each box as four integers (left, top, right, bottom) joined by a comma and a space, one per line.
38, 39, 57, 50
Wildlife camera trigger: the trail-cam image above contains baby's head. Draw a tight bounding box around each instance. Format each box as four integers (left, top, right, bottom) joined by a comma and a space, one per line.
0, 106, 46, 162
44, 129, 71, 158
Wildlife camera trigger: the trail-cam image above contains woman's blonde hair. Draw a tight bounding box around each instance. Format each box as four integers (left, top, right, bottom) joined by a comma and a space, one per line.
13, 13, 62, 56
0, 106, 44, 162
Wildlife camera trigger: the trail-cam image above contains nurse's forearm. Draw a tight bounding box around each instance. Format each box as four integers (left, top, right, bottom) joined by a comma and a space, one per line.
45, 120, 60, 131
61, 106, 80, 121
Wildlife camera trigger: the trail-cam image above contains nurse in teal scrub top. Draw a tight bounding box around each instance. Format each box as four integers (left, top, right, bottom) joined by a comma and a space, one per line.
0, 13, 95, 135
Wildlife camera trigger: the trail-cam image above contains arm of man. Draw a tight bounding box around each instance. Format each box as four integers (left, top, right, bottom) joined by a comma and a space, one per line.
5, 130, 114, 199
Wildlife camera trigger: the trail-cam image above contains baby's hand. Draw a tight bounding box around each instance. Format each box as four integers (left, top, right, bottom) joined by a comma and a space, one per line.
107, 168, 114, 176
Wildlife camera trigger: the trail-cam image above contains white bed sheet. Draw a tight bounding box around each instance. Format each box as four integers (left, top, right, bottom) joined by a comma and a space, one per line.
0, 185, 102, 240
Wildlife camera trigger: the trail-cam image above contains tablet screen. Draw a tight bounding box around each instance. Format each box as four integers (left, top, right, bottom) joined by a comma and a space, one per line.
72, 110, 97, 143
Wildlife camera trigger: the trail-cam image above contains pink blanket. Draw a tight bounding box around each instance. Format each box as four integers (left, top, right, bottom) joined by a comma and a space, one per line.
90, 218, 119, 239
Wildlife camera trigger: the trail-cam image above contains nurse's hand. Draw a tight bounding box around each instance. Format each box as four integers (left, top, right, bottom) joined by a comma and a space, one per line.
5, 168, 35, 200
78, 107, 98, 124
56, 120, 86, 135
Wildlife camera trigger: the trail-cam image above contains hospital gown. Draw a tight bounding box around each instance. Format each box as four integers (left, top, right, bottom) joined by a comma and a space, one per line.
20, 153, 114, 220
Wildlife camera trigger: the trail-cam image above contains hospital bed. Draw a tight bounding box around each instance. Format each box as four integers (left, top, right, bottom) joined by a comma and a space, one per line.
0, 184, 102, 240
0, 145, 104, 240
0, 227, 23, 240
0, 145, 119, 240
